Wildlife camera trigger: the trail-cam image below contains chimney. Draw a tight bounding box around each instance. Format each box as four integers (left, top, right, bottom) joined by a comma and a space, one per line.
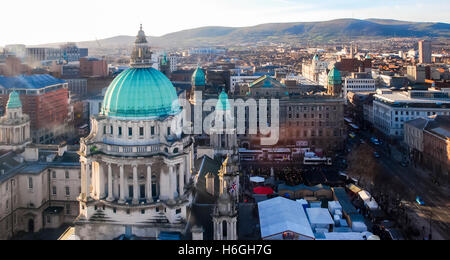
58, 142, 68, 157
22, 146, 39, 162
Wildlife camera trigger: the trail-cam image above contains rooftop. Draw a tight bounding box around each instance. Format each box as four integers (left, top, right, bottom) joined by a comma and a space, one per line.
374, 89, 450, 105
0, 74, 66, 90
258, 197, 314, 239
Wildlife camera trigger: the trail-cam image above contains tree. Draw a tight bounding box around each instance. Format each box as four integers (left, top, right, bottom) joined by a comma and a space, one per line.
347, 144, 381, 190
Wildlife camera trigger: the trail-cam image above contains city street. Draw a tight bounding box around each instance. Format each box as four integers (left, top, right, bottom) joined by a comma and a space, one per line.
348, 130, 450, 240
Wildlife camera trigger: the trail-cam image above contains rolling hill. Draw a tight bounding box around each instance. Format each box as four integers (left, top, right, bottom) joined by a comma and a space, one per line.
39, 18, 450, 49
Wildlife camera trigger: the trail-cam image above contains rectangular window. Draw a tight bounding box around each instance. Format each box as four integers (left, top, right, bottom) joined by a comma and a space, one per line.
65, 186, 70, 196
65, 171, 70, 179
167, 127, 171, 136
52, 186, 57, 195
66, 204, 71, 215
118, 127, 122, 136
151, 126, 155, 135
110, 126, 113, 135
128, 127, 133, 136
28, 177, 33, 189
139, 127, 144, 136
52, 171, 56, 179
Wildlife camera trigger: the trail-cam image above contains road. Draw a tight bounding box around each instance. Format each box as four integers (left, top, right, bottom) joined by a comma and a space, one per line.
350, 130, 450, 240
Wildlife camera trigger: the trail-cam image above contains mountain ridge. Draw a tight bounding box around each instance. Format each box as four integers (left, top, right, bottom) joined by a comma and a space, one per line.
34, 18, 450, 49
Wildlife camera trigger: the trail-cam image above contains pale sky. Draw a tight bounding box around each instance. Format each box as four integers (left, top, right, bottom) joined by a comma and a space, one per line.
1, 0, 449, 46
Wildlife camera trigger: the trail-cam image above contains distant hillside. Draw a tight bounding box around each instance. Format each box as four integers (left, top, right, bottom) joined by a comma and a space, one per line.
37, 18, 450, 49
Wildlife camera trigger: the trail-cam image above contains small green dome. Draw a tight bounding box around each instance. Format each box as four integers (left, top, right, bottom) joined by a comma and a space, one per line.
192, 66, 205, 87
216, 90, 231, 111
7, 91, 22, 109
313, 54, 320, 61
102, 67, 180, 119
328, 65, 342, 86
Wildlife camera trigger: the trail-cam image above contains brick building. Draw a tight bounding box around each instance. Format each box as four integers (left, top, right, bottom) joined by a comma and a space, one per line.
79, 57, 108, 77
423, 116, 450, 184
336, 58, 372, 75
0, 75, 70, 144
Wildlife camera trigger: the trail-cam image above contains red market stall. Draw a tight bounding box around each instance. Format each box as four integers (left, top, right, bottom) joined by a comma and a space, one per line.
253, 187, 274, 195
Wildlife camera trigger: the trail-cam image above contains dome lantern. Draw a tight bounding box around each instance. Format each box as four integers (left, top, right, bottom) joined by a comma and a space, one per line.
130, 25, 153, 68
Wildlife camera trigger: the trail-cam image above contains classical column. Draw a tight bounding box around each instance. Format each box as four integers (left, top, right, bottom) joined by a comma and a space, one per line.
169, 165, 176, 199
80, 161, 86, 200
107, 163, 114, 202
179, 162, 185, 197
86, 160, 91, 200
99, 162, 106, 199
187, 153, 192, 184
132, 164, 139, 204
118, 164, 125, 204
146, 164, 152, 203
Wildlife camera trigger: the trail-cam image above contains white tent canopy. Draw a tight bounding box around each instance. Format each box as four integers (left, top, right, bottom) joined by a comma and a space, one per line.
358, 190, 372, 201
258, 197, 314, 240
250, 176, 265, 183
306, 208, 335, 226
358, 190, 379, 210
365, 200, 379, 210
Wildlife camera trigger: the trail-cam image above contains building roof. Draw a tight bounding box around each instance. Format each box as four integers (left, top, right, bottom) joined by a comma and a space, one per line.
0, 150, 80, 184
424, 115, 450, 139
322, 232, 366, 240
0, 74, 66, 90
374, 90, 450, 105
250, 75, 286, 89
405, 117, 429, 130
306, 208, 334, 226
328, 65, 342, 86
216, 90, 231, 111
6, 91, 22, 109
101, 67, 180, 119
258, 197, 314, 239
194, 155, 222, 204
191, 66, 206, 87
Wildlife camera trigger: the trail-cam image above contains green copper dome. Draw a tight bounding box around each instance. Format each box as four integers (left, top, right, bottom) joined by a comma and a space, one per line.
216, 90, 231, 111
7, 91, 22, 109
102, 67, 180, 119
191, 66, 205, 87
328, 65, 342, 86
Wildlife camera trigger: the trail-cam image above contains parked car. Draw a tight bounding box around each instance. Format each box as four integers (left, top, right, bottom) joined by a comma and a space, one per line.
370, 137, 380, 145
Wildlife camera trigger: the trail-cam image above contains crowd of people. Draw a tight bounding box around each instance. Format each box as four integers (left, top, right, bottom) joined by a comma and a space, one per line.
242, 164, 305, 186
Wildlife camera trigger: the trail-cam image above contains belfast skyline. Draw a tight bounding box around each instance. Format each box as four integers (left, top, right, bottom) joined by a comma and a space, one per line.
1, 0, 450, 46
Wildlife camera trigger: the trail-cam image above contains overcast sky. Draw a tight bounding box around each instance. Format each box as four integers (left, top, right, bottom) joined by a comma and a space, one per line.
1, 0, 449, 46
